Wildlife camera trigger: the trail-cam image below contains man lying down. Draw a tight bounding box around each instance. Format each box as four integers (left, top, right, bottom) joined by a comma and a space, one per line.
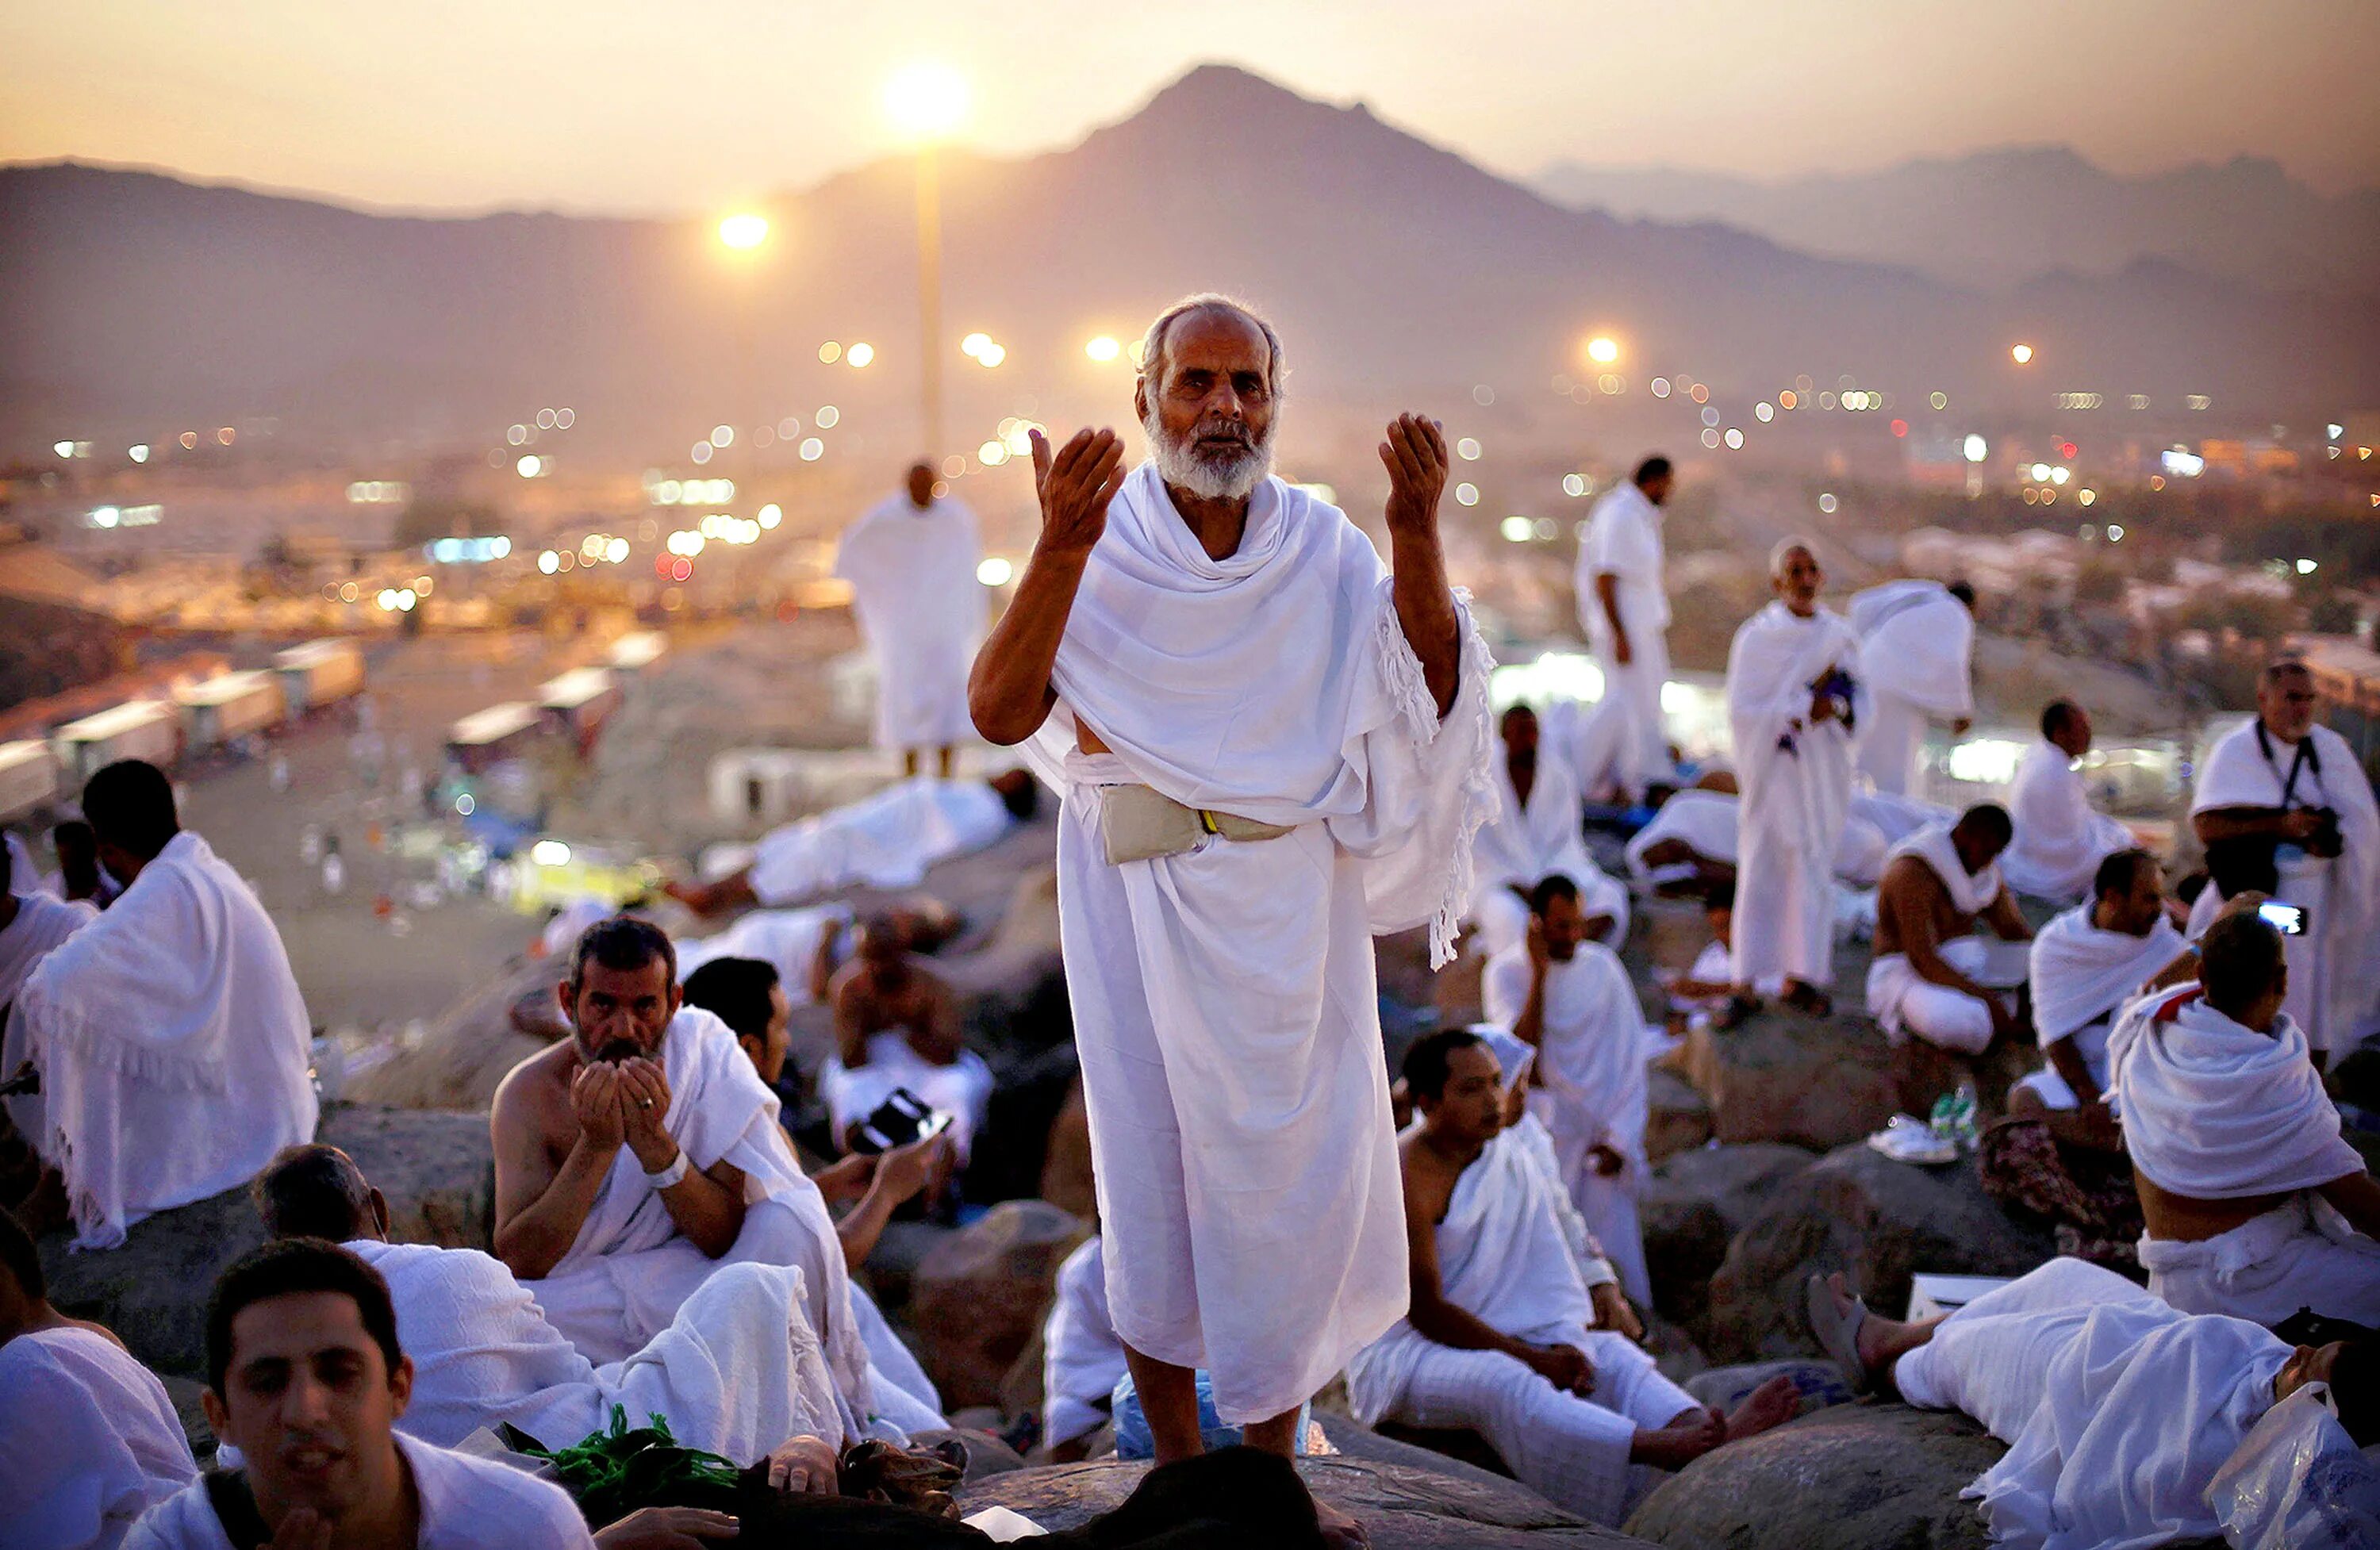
1810, 1257, 2375, 1550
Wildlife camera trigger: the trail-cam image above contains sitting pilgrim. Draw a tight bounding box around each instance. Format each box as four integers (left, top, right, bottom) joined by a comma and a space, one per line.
676, 903, 851, 1019
0, 1206, 198, 1550
1809, 1257, 2374, 1550
820, 913, 992, 1168
1480, 875, 1653, 1304
0, 834, 94, 1011
251, 1143, 860, 1459
1622, 785, 1891, 896
2017, 848, 2185, 1120
666, 770, 1038, 918
2, 759, 317, 1247
1041, 1232, 1130, 1464
129, 1240, 597, 1550
1847, 577, 1975, 798
1346, 1030, 1797, 1526
489, 916, 876, 1433
1663, 884, 1750, 1019
2113, 911, 2380, 1326
680, 953, 952, 1434
1863, 804, 2035, 1056
1464, 704, 1627, 957
1998, 700, 2137, 904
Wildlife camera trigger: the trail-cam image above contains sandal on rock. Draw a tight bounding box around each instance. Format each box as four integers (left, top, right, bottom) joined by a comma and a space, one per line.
1780, 982, 1833, 1018
1805, 1274, 1872, 1395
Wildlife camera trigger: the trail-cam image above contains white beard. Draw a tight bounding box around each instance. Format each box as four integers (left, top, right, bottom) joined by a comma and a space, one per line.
1144, 409, 1274, 502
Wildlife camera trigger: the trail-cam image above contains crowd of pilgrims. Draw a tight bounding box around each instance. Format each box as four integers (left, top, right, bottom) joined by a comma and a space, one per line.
2, 434, 2378, 1547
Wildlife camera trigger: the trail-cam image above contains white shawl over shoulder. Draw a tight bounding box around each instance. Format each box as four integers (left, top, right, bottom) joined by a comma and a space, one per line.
2108, 986, 2364, 1198
1849, 580, 1973, 718
2028, 907, 2183, 1045
1886, 821, 2005, 917
1726, 601, 1864, 849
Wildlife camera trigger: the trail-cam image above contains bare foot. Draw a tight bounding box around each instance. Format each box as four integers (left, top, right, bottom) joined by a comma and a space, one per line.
1630, 1408, 1726, 1471
1723, 1375, 1801, 1441
1312, 1493, 1369, 1549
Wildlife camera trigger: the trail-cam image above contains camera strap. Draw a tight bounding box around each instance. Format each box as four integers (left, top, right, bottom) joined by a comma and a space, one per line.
2255, 720, 2320, 808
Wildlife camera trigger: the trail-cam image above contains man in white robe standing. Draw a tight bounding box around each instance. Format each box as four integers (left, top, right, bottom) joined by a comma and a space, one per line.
1480, 876, 1653, 1304
1724, 540, 1865, 1021
2112, 912, 2380, 1326
3, 760, 317, 1248
969, 294, 1491, 1540
835, 461, 985, 779
2000, 700, 2136, 903
2187, 660, 2380, 1068
1850, 578, 1975, 797
1466, 704, 1626, 957
1573, 457, 1675, 803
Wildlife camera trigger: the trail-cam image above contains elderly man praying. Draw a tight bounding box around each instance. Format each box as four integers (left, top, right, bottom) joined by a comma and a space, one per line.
970, 294, 1492, 1543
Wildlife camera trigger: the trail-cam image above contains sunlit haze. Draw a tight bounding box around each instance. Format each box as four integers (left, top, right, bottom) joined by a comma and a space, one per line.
3, 0, 2374, 213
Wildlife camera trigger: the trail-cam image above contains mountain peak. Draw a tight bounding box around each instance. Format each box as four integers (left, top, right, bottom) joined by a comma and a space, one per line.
1132, 61, 1340, 132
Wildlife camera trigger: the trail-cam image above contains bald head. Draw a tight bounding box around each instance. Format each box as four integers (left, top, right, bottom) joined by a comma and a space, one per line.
1769, 539, 1822, 615
2258, 660, 2318, 741
254, 1144, 385, 1244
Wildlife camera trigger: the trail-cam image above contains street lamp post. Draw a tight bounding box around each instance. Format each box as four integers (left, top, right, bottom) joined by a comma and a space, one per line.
885, 63, 968, 463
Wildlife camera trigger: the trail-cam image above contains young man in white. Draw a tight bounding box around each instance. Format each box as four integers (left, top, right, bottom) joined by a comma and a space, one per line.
1999, 700, 2136, 903
835, 460, 985, 780
1572, 456, 1676, 802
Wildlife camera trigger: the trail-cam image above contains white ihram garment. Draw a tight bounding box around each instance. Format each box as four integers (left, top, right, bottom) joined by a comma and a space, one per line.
351, 1238, 850, 1457
2109, 984, 2380, 1325
2190, 718, 2380, 1057
1345, 1130, 1695, 1525
2015, 905, 2183, 1107
1726, 603, 1864, 989
746, 778, 1012, 908
1892, 1256, 2288, 1550
1468, 748, 1627, 957
676, 904, 851, 1007
1466, 1025, 1622, 1290
521, 1008, 876, 1431
1849, 581, 1972, 797
834, 493, 984, 753
1021, 462, 1495, 1425
1042, 1234, 1130, 1449
1573, 483, 1671, 800
1864, 822, 2025, 1053
1480, 942, 1651, 1304
127, 1433, 593, 1550
2001, 739, 2136, 903
1622, 788, 1889, 891
3, 831, 316, 1249
819, 1031, 992, 1164
0, 1326, 198, 1550
0, 892, 94, 1011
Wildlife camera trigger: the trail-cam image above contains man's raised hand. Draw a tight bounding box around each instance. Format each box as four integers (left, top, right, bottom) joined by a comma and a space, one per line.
616, 1057, 676, 1170
1379, 412, 1449, 535
1031, 428, 1125, 558
571, 1061, 627, 1150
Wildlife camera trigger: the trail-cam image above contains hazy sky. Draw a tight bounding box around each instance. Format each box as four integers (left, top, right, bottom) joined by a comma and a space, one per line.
5, 1, 2373, 213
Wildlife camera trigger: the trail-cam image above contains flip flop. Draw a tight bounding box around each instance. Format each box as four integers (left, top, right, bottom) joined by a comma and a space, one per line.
1805, 1274, 1872, 1395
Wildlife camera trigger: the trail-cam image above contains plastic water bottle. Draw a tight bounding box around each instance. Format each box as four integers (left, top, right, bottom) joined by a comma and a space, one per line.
1951, 1080, 1979, 1149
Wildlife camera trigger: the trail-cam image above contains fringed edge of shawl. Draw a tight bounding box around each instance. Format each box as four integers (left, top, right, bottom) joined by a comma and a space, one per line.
28, 992, 236, 1096
1374, 584, 1499, 969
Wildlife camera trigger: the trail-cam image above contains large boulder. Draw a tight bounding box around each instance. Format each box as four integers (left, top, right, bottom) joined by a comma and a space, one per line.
1700, 1145, 2054, 1362
1638, 1143, 1817, 1333
1641, 1069, 1712, 1164
1624, 1402, 2003, 1550
906, 1199, 1089, 1411
39, 1104, 493, 1378
961, 1456, 1658, 1548
1675, 1010, 1898, 1153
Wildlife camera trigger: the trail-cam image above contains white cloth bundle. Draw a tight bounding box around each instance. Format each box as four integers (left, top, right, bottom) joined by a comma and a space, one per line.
127, 1432, 593, 1550
676, 904, 850, 1007
747, 779, 1012, 907
2027, 906, 2183, 1046
7, 831, 316, 1249
819, 1031, 993, 1163
0, 892, 95, 1010
1042, 1234, 1128, 1449
1848, 580, 1974, 718
1622, 788, 1887, 888
0, 1326, 198, 1550
2108, 986, 2364, 1198
1345, 1127, 1595, 1422
351, 1240, 850, 1459
833, 494, 984, 752
523, 1008, 873, 1424
2001, 740, 2136, 902
1885, 820, 2004, 915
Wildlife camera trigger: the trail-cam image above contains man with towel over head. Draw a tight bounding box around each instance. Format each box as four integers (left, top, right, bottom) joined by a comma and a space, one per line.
969, 294, 1494, 1543
1849, 578, 1975, 797
2113, 910, 2380, 1326
3, 759, 316, 1248
835, 459, 985, 779
1722, 539, 1864, 1022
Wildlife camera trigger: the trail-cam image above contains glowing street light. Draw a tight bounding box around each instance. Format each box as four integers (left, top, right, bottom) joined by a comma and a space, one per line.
887, 63, 968, 460
1085, 335, 1122, 363
1584, 336, 1621, 366
884, 62, 969, 140
2010, 343, 2035, 365
717, 213, 770, 251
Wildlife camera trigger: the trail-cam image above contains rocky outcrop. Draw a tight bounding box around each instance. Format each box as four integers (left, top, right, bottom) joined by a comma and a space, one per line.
1700, 1145, 2054, 1362
1676, 1010, 1899, 1153
1641, 1069, 1713, 1164
1638, 1143, 1817, 1334
39, 1105, 493, 1378
962, 1455, 1659, 1548
1625, 1403, 2003, 1550
907, 1199, 1089, 1411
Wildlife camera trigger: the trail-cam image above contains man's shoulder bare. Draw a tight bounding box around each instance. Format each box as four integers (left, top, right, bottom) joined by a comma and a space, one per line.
493, 1041, 574, 1120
